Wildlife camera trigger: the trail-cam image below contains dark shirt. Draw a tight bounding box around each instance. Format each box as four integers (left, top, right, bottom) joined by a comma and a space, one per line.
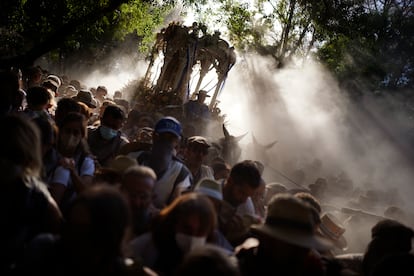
87, 126, 129, 167
16, 234, 150, 276
2, 177, 55, 274
183, 100, 210, 120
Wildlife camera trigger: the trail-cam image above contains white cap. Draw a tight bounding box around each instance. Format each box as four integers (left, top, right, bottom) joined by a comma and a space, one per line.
194, 178, 223, 200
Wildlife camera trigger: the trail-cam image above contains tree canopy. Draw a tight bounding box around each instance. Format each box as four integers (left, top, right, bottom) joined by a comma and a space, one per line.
187, 0, 413, 90
1, 0, 412, 90
0, 0, 173, 68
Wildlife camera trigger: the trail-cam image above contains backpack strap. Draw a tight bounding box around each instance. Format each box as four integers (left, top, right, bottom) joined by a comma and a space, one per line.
165, 162, 193, 205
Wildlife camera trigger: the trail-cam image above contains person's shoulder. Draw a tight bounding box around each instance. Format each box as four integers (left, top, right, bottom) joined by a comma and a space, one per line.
29, 176, 53, 197
173, 158, 191, 175
184, 99, 197, 104
87, 125, 99, 136
172, 155, 185, 163
184, 100, 198, 107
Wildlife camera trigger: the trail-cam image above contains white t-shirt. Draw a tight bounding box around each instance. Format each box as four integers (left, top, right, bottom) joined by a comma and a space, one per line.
50, 156, 95, 204
153, 160, 191, 208
51, 156, 95, 185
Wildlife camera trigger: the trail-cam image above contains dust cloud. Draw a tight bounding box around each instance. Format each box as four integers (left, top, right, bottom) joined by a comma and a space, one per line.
217, 53, 414, 252
51, 39, 413, 253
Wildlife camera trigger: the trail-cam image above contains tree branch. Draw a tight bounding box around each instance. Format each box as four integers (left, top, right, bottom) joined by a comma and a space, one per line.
0, 0, 128, 68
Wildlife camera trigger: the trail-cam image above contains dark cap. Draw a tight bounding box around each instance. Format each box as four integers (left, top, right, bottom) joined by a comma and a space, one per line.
187, 135, 211, 148
154, 116, 182, 137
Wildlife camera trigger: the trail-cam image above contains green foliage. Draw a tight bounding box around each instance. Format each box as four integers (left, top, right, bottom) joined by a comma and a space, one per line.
116, 1, 171, 52
188, 0, 317, 67
222, 1, 254, 51
0, 0, 175, 67
307, 0, 414, 89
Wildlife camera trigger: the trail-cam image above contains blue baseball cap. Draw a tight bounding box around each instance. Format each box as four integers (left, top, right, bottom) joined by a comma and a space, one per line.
154, 116, 182, 138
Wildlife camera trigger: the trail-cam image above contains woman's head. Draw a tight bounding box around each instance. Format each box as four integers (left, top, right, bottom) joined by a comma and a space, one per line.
62, 185, 130, 260
154, 193, 217, 252
57, 112, 87, 156
0, 114, 42, 178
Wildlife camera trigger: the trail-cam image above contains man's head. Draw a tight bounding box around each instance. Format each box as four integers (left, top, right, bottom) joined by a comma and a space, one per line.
196, 90, 210, 103
25, 66, 42, 85
26, 86, 52, 111
55, 98, 82, 126
114, 90, 122, 99
223, 160, 262, 207
96, 85, 108, 99
101, 105, 125, 130
211, 161, 231, 180
153, 116, 182, 152
185, 136, 210, 166
121, 165, 156, 215
100, 105, 125, 140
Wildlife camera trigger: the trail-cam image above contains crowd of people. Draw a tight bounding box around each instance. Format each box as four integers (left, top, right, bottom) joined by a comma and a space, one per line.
1, 66, 414, 276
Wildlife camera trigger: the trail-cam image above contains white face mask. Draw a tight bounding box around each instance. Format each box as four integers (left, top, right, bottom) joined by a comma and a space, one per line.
60, 133, 81, 150
175, 232, 206, 253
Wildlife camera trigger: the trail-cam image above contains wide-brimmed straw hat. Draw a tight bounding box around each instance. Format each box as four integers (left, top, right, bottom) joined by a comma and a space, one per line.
194, 178, 223, 201
109, 155, 138, 174
251, 193, 332, 251
318, 212, 348, 250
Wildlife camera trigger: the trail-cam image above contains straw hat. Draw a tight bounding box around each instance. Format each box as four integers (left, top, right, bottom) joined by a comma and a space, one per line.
251, 193, 332, 251
109, 155, 138, 174
73, 89, 97, 108
318, 212, 348, 250
194, 178, 223, 201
